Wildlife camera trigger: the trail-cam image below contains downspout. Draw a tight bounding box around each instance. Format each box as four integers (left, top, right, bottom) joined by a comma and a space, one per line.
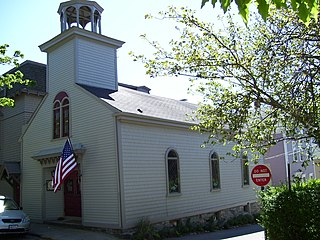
283, 138, 289, 179
115, 117, 124, 229
283, 137, 291, 191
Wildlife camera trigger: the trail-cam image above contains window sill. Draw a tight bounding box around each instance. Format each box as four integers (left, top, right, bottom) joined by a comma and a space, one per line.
211, 188, 221, 193
242, 184, 250, 188
167, 192, 181, 197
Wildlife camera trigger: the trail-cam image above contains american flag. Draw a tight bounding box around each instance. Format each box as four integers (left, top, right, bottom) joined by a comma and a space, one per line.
53, 138, 77, 192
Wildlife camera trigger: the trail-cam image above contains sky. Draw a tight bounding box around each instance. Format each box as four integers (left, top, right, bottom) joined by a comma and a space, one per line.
0, 0, 224, 103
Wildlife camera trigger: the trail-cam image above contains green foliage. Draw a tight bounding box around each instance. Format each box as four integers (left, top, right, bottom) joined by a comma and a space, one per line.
131, 6, 320, 160
223, 213, 255, 229
0, 44, 32, 107
132, 218, 161, 240
201, 0, 318, 24
258, 179, 320, 240
133, 214, 258, 239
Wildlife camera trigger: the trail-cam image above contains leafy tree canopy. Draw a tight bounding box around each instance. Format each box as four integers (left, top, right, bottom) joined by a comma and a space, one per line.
0, 44, 32, 107
130, 6, 320, 161
201, 0, 319, 24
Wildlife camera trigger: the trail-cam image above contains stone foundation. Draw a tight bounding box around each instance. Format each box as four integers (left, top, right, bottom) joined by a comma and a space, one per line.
153, 202, 260, 231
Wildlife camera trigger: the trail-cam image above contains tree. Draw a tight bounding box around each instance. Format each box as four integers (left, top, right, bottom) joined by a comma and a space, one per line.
0, 44, 31, 107
201, 0, 318, 24
130, 6, 320, 160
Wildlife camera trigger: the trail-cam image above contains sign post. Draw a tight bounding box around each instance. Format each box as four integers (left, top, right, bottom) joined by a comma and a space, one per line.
251, 164, 272, 187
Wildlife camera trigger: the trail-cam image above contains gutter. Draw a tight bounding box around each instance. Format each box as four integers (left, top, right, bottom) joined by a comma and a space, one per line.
114, 112, 196, 130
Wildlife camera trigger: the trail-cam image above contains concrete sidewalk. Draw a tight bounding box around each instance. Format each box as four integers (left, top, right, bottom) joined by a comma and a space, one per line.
28, 222, 120, 240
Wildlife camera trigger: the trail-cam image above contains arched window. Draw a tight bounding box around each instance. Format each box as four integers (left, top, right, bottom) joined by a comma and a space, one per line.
53, 92, 70, 139
166, 149, 180, 194
210, 151, 220, 190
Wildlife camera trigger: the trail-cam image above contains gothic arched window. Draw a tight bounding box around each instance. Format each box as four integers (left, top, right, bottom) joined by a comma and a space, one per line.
53, 92, 70, 139
210, 151, 221, 190
166, 149, 181, 194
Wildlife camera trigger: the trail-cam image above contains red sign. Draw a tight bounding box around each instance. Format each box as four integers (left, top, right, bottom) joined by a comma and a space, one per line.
251, 164, 272, 186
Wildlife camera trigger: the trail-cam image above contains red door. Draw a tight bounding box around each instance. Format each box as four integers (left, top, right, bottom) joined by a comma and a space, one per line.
64, 171, 81, 217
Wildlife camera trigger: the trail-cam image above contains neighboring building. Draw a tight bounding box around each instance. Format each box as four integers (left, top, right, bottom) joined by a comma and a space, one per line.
3, 0, 261, 230
0, 61, 46, 205
265, 133, 317, 186
312, 147, 320, 179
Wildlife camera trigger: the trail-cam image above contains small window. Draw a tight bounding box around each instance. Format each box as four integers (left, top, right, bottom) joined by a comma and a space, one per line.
53, 92, 70, 139
210, 151, 220, 190
242, 155, 250, 186
166, 149, 181, 194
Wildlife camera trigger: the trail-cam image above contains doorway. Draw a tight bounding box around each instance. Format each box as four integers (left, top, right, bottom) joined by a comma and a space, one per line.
64, 170, 81, 217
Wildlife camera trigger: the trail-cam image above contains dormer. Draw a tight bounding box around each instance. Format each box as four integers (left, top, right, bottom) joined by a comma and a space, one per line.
39, 0, 124, 92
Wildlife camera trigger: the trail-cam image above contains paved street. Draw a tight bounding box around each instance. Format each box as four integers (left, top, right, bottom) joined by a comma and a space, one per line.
0, 223, 264, 240
0, 234, 42, 240
166, 224, 265, 240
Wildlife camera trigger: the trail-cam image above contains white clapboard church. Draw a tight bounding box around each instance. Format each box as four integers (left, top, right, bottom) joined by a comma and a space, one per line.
20, 0, 259, 229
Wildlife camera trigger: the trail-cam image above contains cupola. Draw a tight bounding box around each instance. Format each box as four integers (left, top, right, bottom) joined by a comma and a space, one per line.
58, 0, 103, 34
39, 0, 124, 92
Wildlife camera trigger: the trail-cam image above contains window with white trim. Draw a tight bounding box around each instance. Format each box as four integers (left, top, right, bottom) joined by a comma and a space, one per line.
53, 91, 70, 139
166, 149, 180, 194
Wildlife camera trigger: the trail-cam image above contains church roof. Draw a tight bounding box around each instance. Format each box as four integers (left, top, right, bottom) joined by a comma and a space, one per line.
80, 84, 198, 124
106, 86, 197, 124
2, 60, 198, 125
1, 60, 47, 97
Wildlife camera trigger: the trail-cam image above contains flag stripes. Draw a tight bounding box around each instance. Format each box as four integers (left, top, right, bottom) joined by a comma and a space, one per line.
53, 138, 77, 192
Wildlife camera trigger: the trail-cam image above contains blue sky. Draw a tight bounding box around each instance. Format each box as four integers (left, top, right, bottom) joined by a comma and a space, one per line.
1, 0, 223, 102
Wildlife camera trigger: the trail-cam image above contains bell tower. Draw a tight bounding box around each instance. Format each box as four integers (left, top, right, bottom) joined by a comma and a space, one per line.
58, 0, 103, 34
39, 0, 124, 92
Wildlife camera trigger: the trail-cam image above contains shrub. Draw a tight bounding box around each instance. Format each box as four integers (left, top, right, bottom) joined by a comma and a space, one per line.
258, 179, 320, 240
223, 213, 255, 229
132, 218, 160, 240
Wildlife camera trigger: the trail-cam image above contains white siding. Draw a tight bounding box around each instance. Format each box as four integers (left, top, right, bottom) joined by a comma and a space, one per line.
71, 91, 120, 227
22, 34, 121, 227
22, 70, 120, 227
48, 40, 75, 94
44, 167, 64, 220
0, 94, 42, 163
77, 38, 118, 90
119, 122, 257, 228
22, 104, 52, 221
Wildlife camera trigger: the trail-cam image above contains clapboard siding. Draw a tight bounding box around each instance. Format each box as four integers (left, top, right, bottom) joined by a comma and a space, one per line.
119, 122, 256, 227
0, 94, 42, 164
23, 94, 44, 118
2, 113, 24, 162
22, 36, 120, 226
48, 40, 75, 94
22, 81, 120, 226
71, 91, 120, 226
77, 38, 118, 90
22, 95, 57, 221
44, 167, 64, 220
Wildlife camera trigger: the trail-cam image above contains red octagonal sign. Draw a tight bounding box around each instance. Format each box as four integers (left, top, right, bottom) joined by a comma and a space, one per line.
251, 164, 272, 186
